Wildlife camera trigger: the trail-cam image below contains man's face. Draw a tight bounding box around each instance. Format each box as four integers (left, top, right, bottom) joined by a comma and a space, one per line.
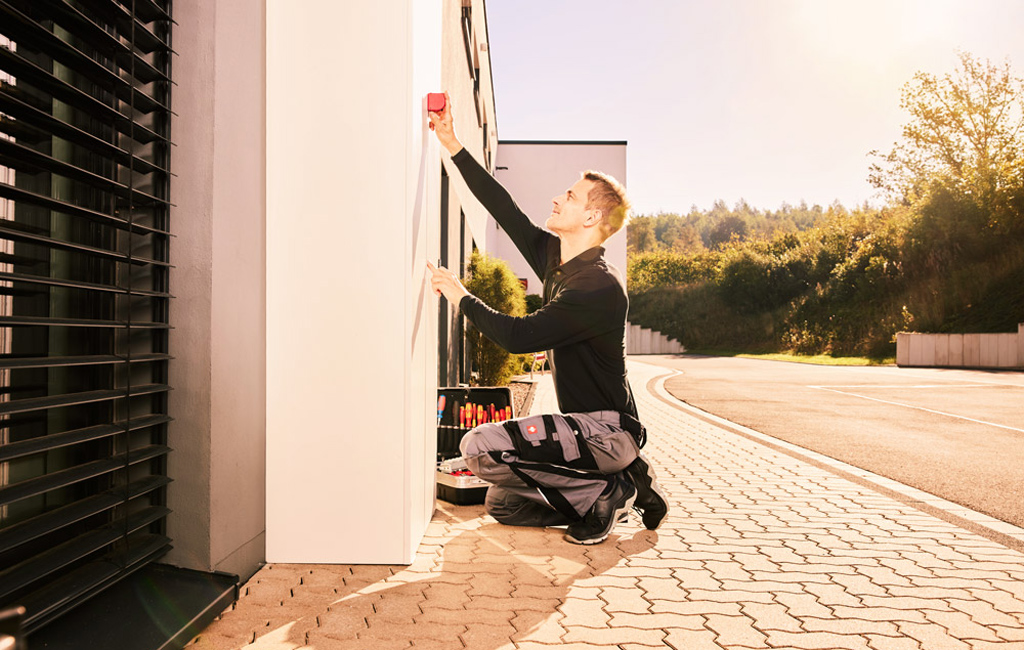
546, 178, 597, 235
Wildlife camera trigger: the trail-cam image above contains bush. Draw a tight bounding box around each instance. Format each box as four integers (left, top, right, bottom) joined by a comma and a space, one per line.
716, 248, 805, 313
628, 283, 782, 351
524, 293, 543, 314
627, 250, 717, 293
463, 250, 530, 386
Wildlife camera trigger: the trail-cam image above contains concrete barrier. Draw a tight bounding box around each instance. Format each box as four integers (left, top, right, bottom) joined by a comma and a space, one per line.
626, 321, 686, 355
896, 323, 1023, 369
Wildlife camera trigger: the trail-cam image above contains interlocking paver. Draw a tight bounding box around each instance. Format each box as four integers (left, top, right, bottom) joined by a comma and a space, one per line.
765, 630, 872, 650
961, 642, 1024, 650
863, 634, 920, 650
897, 621, 973, 649
830, 572, 892, 597
683, 588, 776, 604
827, 605, 927, 624
859, 594, 954, 611
605, 611, 706, 630
803, 582, 866, 607
556, 586, 608, 627
460, 622, 518, 648
993, 625, 1024, 642
650, 600, 744, 617
705, 613, 770, 647
599, 585, 650, 613
561, 625, 666, 645
741, 602, 804, 632
187, 361, 1024, 650
637, 575, 688, 602
921, 610, 1004, 642
510, 609, 566, 644
663, 628, 729, 650
672, 567, 723, 590
800, 615, 900, 636
972, 587, 1024, 613
719, 578, 807, 594
946, 598, 1022, 627
467, 595, 558, 613
515, 643, 620, 650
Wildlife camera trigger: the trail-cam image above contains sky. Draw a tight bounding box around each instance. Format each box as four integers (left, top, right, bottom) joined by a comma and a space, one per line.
485, 0, 1024, 215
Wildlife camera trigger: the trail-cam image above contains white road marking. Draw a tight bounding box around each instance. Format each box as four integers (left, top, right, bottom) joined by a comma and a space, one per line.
808, 384, 1003, 389
810, 386, 1024, 434
850, 367, 1024, 388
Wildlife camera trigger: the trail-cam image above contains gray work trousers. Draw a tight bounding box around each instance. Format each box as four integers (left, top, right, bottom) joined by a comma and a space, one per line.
459, 410, 640, 526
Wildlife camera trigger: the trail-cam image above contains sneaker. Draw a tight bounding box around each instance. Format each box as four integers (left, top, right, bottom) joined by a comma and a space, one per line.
564, 475, 636, 545
624, 453, 669, 530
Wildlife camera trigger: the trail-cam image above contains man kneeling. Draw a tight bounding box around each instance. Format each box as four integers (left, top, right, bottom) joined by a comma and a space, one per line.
427, 94, 668, 544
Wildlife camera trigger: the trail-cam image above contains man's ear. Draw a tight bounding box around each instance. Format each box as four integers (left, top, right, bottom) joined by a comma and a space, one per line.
582, 208, 603, 228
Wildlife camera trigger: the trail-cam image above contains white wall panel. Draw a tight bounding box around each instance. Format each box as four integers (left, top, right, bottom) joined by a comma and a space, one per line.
266, 0, 440, 563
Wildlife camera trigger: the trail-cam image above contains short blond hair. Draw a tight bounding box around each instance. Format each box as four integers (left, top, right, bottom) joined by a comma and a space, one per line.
582, 170, 631, 239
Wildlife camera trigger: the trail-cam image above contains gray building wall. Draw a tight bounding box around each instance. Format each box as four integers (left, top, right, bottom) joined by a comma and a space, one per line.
166, 0, 267, 581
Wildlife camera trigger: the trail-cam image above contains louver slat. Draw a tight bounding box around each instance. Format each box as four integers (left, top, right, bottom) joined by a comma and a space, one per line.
0, 0, 174, 632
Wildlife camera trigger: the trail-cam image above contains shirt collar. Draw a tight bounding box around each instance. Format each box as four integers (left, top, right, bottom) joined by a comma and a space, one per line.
553, 245, 605, 278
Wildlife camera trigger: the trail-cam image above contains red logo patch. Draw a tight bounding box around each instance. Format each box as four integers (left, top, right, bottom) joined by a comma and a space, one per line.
527, 425, 537, 434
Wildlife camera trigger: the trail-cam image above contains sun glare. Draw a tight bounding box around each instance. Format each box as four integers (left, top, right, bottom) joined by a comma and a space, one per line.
796, 0, 962, 52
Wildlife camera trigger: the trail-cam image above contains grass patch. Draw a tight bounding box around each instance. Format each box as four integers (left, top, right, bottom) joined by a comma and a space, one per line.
686, 349, 896, 366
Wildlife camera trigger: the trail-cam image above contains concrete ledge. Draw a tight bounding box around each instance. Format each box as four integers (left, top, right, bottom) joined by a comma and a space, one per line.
625, 321, 686, 355
897, 324, 1023, 369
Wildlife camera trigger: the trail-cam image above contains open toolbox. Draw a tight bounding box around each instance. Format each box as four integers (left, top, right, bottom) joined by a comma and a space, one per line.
436, 386, 514, 505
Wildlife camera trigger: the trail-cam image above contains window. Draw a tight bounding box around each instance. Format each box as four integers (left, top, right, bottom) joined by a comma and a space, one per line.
458, 213, 467, 384
0, 0, 173, 632
461, 5, 482, 127
461, 5, 475, 83
438, 168, 449, 386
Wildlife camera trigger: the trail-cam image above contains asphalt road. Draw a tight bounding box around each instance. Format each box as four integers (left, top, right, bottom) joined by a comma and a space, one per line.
635, 354, 1024, 529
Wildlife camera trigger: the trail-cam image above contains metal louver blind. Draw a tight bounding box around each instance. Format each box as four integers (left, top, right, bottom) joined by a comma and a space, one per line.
0, 0, 173, 633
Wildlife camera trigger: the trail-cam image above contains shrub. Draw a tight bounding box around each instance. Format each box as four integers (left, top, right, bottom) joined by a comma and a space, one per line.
716, 248, 805, 313
628, 283, 781, 351
627, 250, 717, 293
463, 250, 530, 386
524, 293, 543, 314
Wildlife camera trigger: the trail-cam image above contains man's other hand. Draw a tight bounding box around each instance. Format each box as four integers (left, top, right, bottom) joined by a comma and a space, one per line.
427, 260, 470, 305
427, 92, 463, 156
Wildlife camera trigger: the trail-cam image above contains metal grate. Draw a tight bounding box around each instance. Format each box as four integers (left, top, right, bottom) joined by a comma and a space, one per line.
0, 0, 173, 633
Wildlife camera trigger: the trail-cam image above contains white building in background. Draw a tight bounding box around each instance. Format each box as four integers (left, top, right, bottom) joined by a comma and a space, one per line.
493, 141, 629, 295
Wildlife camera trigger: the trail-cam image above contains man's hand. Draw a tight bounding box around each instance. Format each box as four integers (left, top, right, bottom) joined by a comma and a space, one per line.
427, 92, 463, 156
427, 260, 470, 305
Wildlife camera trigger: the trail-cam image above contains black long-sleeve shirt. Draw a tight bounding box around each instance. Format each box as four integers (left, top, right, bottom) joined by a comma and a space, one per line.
451, 148, 638, 419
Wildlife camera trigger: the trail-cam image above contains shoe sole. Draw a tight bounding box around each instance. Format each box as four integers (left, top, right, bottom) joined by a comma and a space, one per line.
564, 490, 637, 545
632, 456, 670, 530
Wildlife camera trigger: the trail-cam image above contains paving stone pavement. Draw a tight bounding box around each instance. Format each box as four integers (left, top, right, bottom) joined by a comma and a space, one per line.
188, 360, 1024, 649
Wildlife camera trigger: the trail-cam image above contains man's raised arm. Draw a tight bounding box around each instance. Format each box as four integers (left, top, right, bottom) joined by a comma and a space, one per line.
429, 93, 554, 279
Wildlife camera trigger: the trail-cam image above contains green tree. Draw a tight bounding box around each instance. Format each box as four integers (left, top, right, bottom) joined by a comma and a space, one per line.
463, 250, 529, 386
708, 215, 749, 248
626, 215, 659, 253
672, 224, 704, 253
869, 51, 1024, 215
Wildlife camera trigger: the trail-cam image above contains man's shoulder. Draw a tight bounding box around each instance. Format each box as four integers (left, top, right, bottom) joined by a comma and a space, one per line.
579, 259, 625, 288
567, 264, 627, 303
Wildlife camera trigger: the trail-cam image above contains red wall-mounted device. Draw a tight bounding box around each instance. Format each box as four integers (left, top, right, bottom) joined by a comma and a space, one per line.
427, 93, 446, 113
